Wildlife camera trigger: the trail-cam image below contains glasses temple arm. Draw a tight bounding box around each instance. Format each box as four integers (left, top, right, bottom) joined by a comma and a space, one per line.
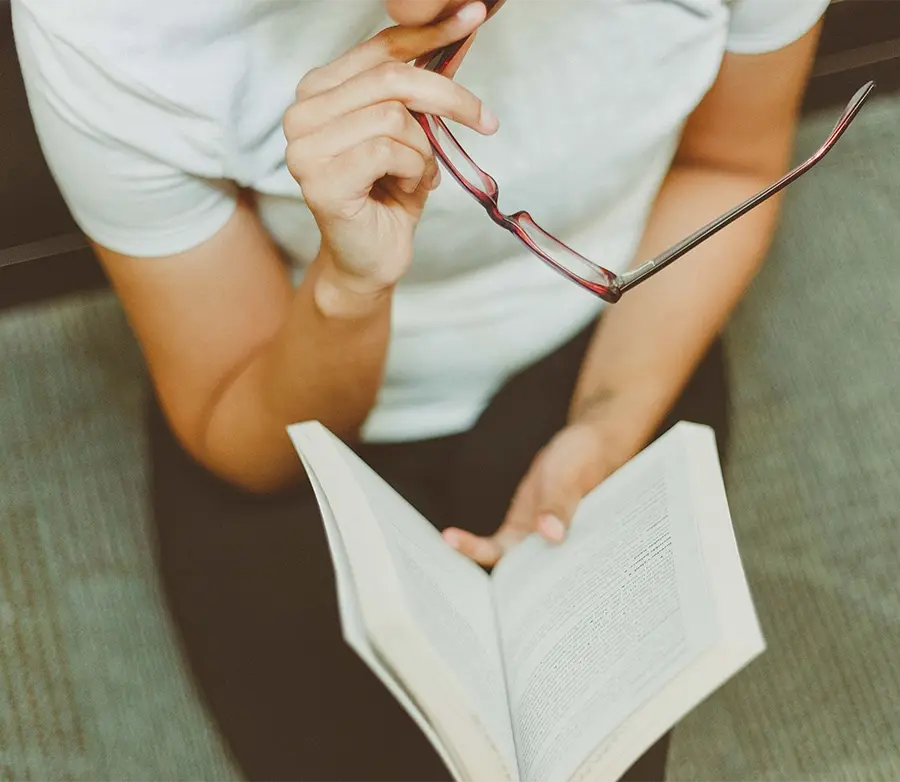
423, 39, 466, 73
617, 80, 875, 294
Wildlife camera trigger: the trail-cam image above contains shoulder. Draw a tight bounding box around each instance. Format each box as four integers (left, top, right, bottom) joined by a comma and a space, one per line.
11, 0, 248, 154
10, 0, 251, 256
724, 0, 831, 54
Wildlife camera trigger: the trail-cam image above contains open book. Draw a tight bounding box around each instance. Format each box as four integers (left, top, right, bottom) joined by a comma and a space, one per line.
288, 421, 765, 782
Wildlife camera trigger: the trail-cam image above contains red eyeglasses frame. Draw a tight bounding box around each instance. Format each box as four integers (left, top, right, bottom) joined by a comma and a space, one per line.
413, 4, 875, 302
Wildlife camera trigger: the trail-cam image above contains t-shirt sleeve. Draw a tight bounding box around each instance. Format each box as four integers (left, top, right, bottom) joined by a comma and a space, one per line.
12, 2, 238, 258
725, 0, 831, 55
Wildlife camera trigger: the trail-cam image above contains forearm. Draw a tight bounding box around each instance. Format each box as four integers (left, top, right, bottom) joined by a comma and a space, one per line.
202, 251, 392, 492
570, 162, 782, 457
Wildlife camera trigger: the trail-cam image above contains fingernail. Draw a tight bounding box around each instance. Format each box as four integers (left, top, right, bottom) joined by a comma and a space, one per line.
479, 105, 499, 133
430, 166, 442, 189
456, 2, 484, 24
538, 514, 566, 543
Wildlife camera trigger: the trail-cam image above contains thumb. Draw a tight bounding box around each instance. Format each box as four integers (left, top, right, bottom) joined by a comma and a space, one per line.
530, 423, 614, 544
531, 475, 586, 545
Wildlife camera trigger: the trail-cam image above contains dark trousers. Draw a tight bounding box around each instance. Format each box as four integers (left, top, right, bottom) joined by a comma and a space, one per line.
148, 323, 729, 782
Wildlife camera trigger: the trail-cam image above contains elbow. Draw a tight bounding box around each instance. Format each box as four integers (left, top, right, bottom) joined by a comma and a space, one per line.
187, 405, 364, 497
206, 441, 310, 496
162, 359, 371, 495
161, 398, 301, 497
204, 416, 313, 496
224, 470, 301, 497
172, 417, 299, 496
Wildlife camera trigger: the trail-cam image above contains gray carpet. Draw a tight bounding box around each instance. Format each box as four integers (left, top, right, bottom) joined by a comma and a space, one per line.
1, 96, 898, 781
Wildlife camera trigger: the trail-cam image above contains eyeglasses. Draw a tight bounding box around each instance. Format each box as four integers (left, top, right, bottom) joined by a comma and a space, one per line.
414, 16, 875, 302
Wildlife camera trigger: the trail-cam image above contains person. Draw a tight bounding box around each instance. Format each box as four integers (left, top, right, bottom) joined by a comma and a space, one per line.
12, 0, 830, 778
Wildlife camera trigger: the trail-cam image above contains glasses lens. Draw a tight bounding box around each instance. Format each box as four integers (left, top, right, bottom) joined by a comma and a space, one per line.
515, 213, 618, 295
419, 114, 497, 198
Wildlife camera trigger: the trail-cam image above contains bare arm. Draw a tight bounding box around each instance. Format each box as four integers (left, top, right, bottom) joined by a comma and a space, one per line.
443, 22, 826, 564
94, 6, 493, 494
94, 203, 393, 493
569, 24, 823, 454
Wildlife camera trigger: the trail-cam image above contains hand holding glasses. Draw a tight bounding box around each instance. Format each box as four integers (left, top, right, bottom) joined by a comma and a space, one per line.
414, 3, 875, 302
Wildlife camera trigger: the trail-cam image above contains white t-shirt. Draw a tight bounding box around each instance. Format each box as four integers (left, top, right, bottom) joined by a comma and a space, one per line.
13, 0, 828, 442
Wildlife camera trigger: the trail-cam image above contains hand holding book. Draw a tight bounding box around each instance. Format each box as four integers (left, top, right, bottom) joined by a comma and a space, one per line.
443, 418, 618, 565
288, 420, 765, 781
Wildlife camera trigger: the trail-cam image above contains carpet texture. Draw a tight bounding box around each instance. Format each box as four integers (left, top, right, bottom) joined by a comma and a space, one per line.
1, 96, 898, 781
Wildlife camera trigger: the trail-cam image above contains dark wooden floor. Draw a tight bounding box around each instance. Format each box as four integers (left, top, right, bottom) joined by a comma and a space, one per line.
2, 0, 898, 312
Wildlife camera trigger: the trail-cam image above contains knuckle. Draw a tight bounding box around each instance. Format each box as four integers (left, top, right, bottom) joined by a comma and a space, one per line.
295, 67, 323, 100
285, 141, 311, 180
296, 176, 318, 203
370, 136, 395, 162
377, 101, 409, 135
375, 60, 409, 90
298, 175, 335, 215
407, 160, 425, 183
413, 123, 435, 160
282, 104, 303, 140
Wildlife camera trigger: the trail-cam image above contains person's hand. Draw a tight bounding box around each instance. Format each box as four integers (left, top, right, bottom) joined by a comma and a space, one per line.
443, 412, 644, 567
283, 2, 498, 306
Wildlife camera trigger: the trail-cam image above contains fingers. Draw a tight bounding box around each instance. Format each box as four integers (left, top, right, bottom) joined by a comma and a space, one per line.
445, 423, 617, 566
300, 136, 436, 213
287, 100, 435, 173
443, 476, 538, 566
297, 2, 486, 98
442, 528, 504, 566
496, 458, 541, 533
442, 524, 530, 567
291, 61, 497, 141
367, 2, 485, 67
288, 102, 440, 208
522, 431, 606, 545
282, 0, 494, 223
280, 1, 492, 290
446, 485, 572, 568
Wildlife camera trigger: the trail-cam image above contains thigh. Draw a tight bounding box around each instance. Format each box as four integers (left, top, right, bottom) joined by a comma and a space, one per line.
147, 397, 455, 782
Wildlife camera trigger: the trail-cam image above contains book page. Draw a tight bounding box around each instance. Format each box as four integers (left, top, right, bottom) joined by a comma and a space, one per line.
289, 422, 518, 781
295, 449, 465, 780
344, 443, 519, 778
491, 423, 762, 782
